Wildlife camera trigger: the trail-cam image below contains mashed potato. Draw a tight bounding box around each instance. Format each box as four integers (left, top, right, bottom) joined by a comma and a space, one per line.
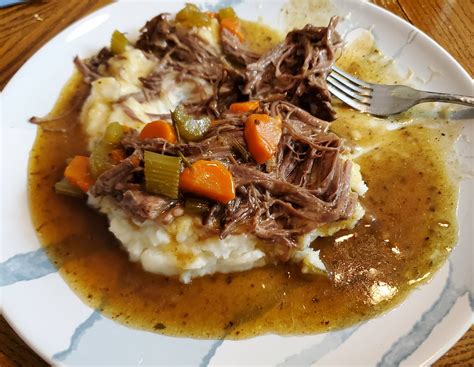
89, 195, 365, 283
83, 45, 367, 283
81, 47, 213, 150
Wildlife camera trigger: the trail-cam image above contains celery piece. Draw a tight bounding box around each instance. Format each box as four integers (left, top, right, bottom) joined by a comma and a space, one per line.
171, 104, 211, 142
104, 122, 124, 145
89, 142, 115, 178
54, 178, 86, 198
178, 151, 192, 168
144, 151, 182, 199
111, 30, 128, 55
217, 7, 237, 21
176, 4, 212, 28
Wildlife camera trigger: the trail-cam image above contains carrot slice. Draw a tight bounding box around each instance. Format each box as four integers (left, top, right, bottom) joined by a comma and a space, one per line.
110, 148, 126, 163
179, 160, 235, 204
244, 114, 282, 164
220, 18, 244, 42
229, 101, 260, 114
64, 156, 94, 192
139, 120, 177, 143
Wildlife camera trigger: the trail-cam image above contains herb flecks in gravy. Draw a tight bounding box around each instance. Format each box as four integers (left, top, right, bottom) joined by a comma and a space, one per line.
28, 23, 459, 338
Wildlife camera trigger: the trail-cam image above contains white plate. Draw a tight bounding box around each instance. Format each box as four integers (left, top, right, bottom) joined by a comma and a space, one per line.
1, 0, 472, 365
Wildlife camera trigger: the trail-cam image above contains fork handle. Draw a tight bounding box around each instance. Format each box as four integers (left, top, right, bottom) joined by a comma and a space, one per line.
420, 91, 474, 107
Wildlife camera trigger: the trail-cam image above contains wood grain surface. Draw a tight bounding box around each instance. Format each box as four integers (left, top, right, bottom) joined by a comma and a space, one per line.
0, 0, 472, 366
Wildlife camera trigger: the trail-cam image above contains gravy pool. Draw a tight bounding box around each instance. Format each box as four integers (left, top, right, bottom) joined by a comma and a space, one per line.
28, 20, 460, 338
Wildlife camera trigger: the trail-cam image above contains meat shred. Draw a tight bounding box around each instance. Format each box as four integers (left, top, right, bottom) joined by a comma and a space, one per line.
244, 18, 342, 121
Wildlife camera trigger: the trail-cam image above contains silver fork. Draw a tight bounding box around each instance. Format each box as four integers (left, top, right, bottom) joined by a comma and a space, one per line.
327, 65, 474, 116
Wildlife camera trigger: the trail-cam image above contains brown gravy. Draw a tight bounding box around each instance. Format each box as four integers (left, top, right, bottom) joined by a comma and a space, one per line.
28, 24, 460, 339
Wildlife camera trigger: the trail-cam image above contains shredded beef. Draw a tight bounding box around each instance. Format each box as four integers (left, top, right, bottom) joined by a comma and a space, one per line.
243, 17, 342, 121
137, 14, 221, 76
220, 28, 260, 67
136, 14, 230, 114
136, 14, 261, 116
90, 150, 143, 196
74, 48, 113, 83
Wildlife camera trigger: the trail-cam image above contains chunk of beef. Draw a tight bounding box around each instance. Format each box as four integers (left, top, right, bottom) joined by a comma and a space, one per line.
118, 190, 179, 221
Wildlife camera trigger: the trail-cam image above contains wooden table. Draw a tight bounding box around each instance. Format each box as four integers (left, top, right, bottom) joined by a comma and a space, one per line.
0, 1, 472, 366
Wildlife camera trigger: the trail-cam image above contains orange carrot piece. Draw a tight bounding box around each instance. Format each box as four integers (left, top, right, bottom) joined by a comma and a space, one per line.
129, 154, 141, 167
110, 148, 126, 163
220, 18, 244, 42
139, 120, 177, 143
229, 101, 260, 114
244, 114, 282, 164
179, 160, 235, 204
64, 156, 94, 192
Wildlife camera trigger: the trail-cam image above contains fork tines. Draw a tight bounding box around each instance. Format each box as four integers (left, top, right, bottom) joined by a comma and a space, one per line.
327, 66, 373, 112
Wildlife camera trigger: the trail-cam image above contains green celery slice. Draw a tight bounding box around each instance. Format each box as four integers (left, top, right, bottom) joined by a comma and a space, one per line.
171, 104, 211, 142
89, 141, 115, 178
103, 122, 124, 144
54, 178, 86, 198
144, 151, 182, 199
176, 4, 212, 28
111, 30, 128, 54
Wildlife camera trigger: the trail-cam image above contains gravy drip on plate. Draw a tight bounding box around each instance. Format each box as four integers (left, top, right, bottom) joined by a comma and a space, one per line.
28, 22, 459, 338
